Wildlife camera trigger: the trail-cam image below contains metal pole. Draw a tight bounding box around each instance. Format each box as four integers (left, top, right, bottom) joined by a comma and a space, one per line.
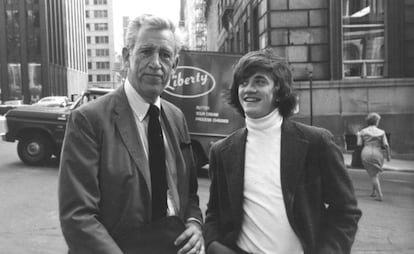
309, 69, 313, 126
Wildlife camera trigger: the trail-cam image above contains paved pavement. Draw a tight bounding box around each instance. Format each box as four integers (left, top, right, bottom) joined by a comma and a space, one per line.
0, 115, 6, 134
343, 153, 414, 172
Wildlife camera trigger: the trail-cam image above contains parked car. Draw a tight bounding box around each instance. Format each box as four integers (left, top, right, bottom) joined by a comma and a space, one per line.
0, 100, 27, 115
1, 88, 112, 165
35, 96, 70, 107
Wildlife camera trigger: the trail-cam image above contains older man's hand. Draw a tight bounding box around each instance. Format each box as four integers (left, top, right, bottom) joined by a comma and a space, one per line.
175, 221, 205, 254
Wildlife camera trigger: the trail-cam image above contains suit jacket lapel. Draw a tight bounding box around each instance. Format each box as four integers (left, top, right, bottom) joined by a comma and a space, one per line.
113, 86, 152, 197
280, 120, 309, 212
222, 128, 247, 226
159, 101, 186, 210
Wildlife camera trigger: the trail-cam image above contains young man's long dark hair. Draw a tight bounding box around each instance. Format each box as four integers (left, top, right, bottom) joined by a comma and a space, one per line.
229, 48, 297, 118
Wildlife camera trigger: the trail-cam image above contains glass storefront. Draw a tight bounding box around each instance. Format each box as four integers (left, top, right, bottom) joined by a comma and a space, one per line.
6, 0, 22, 100
2, 0, 42, 102
26, 0, 42, 102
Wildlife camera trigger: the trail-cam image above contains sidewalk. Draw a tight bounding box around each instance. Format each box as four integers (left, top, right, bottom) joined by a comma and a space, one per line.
343, 153, 414, 173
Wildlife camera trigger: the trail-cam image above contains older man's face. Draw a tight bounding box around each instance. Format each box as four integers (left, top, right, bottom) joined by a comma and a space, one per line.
126, 27, 178, 103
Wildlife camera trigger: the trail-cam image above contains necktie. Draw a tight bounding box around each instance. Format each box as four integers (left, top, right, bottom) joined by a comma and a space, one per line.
147, 104, 167, 221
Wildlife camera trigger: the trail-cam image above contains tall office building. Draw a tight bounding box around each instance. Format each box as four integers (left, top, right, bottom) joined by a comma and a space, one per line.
85, 0, 116, 88
179, 0, 207, 50
0, 0, 87, 103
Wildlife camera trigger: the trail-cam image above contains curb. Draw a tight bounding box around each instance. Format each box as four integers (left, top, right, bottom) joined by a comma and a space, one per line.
346, 164, 414, 173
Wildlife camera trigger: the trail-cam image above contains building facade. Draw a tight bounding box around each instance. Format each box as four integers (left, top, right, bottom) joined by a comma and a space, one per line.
0, 0, 87, 104
85, 0, 116, 88
205, 0, 414, 158
180, 0, 208, 50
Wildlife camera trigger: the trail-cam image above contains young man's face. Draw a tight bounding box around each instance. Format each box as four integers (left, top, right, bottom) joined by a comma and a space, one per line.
238, 72, 279, 119
125, 27, 178, 103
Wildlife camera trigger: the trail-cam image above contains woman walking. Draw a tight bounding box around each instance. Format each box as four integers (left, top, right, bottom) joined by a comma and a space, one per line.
357, 113, 391, 201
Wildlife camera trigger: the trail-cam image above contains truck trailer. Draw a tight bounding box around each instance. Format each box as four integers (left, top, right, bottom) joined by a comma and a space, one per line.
162, 50, 244, 169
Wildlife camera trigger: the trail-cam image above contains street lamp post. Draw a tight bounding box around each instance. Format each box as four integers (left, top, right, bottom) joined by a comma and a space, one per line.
308, 67, 313, 126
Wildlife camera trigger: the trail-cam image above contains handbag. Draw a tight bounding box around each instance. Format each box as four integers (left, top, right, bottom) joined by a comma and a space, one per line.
116, 216, 186, 254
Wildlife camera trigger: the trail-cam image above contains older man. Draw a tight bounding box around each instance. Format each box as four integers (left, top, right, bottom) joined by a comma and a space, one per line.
59, 14, 204, 254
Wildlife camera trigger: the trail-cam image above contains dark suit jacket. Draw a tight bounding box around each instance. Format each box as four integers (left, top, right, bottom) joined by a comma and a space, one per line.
58, 85, 202, 254
204, 120, 362, 254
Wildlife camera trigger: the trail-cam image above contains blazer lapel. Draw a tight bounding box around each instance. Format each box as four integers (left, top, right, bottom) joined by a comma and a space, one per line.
159, 102, 186, 209
222, 128, 247, 225
280, 120, 309, 211
113, 87, 152, 197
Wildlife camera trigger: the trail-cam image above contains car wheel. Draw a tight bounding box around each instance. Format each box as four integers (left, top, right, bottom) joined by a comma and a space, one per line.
17, 134, 52, 166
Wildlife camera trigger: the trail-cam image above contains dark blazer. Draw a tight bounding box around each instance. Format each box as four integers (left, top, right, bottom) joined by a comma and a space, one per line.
58, 85, 202, 254
204, 120, 362, 254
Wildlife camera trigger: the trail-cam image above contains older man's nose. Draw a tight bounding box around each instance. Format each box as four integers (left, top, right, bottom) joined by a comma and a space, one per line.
149, 53, 162, 68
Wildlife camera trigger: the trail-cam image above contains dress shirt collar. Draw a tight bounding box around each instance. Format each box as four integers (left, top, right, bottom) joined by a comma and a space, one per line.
124, 79, 161, 121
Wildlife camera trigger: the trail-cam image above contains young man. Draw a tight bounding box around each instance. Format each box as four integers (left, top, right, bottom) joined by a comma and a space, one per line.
204, 48, 362, 254
59, 14, 204, 254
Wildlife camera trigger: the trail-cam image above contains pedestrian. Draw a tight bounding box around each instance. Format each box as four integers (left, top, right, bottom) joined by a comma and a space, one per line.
357, 112, 391, 201
58, 14, 204, 254
203, 48, 362, 254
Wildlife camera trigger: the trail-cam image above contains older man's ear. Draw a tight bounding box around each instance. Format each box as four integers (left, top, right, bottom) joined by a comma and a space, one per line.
122, 47, 130, 68
173, 55, 180, 70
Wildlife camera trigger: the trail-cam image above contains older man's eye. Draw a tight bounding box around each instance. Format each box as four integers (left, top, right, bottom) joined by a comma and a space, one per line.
159, 49, 173, 59
139, 49, 153, 56
162, 53, 171, 58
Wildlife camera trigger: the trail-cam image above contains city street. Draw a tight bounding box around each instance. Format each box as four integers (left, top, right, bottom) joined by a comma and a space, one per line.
0, 140, 413, 253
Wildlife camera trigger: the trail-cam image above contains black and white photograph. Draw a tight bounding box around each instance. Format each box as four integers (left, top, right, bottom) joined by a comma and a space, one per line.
0, 0, 413, 253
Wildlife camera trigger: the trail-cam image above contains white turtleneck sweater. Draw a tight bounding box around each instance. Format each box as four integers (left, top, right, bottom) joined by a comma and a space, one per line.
236, 109, 303, 254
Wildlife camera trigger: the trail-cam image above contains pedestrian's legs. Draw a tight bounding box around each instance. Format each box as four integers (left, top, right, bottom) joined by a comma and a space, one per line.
371, 174, 383, 201
370, 186, 376, 197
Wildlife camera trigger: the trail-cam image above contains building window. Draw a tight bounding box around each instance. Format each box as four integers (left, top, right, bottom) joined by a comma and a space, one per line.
243, 21, 248, 53
95, 36, 109, 44
96, 48, 109, 56
86, 23, 90, 31
88, 62, 92, 69
252, 5, 259, 50
94, 23, 108, 31
94, 10, 108, 18
85, 10, 89, 18
86, 36, 91, 44
96, 61, 110, 69
94, 0, 107, 5
88, 75, 93, 82
87, 49, 92, 56
97, 74, 111, 81
342, 0, 385, 78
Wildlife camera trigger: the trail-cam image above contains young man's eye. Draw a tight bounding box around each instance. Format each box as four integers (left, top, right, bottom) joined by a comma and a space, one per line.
254, 78, 268, 86
239, 81, 248, 87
